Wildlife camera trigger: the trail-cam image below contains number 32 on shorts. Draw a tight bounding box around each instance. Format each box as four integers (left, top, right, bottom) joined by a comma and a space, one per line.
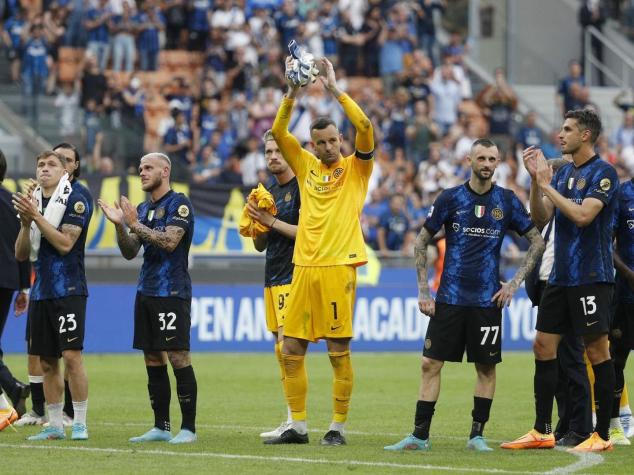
158, 312, 177, 331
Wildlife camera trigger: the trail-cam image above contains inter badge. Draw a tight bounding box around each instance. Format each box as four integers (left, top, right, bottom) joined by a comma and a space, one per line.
491, 207, 504, 220
600, 178, 611, 191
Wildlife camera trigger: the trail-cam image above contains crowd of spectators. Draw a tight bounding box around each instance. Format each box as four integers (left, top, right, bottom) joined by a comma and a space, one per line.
1, 0, 634, 257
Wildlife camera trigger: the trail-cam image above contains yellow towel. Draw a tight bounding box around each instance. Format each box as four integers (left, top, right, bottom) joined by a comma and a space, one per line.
239, 183, 278, 238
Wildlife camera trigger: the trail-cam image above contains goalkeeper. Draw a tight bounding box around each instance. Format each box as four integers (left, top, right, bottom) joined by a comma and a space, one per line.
264, 55, 374, 446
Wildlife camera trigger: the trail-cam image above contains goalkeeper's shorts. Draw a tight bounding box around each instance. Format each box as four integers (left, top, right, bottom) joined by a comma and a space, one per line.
284, 265, 357, 342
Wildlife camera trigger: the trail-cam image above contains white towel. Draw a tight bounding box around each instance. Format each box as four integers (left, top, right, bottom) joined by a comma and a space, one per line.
29, 172, 72, 261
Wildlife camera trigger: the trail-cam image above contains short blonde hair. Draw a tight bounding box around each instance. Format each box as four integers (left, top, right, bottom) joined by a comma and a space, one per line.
262, 129, 275, 144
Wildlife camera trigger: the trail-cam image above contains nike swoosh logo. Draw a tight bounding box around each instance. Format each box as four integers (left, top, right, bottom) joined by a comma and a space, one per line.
310, 170, 318, 177
489, 352, 498, 356
586, 321, 598, 327
330, 325, 342, 331
67, 337, 78, 343
165, 336, 176, 341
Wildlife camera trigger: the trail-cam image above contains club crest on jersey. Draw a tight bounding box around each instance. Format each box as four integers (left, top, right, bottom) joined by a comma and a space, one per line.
491, 207, 504, 220
576, 177, 586, 190
73, 201, 85, 214
177, 205, 190, 217
567, 177, 575, 190
600, 178, 611, 191
333, 167, 344, 179
474, 205, 485, 218
155, 208, 165, 219
284, 192, 292, 202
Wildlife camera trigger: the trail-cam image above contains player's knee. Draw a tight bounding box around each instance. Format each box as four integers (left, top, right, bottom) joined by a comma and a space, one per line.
421, 356, 442, 375
61, 350, 83, 372
167, 350, 191, 369
475, 363, 496, 381
39, 357, 58, 374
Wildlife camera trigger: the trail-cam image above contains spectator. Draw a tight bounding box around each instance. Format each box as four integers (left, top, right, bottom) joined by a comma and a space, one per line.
360, 6, 381, 77
611, 111, 634, 158
54, 81, 80, 139
557, 59, 587, 116
210, 0, 245, 31
204, 27, 229, 87
362, 188, 389, 249
187, 0, 212, 51
378, 22, 405, 96
191, 144, 222, 184
43, 3, 66, 94
249, 87, 278, 139
430, 61, 462, 135
377, 194, 415, 256
413, 0, 444, 66
109, 0, 137, 72
163, 76, 194, 124
320, 1, 339, 61
240, 135, 266, 186
134, 0, 165, 71
2, 8, 27, 82
417, 142, 456, 199
84, 0, 112, 71
217, 152, 243, 185
338, 10, 363, 76
225, 46, 255, 95
163, 108, 193, 180
21, 23, 50, 125
614, 88, 634, 114
405, 99, 439, 166
476, 67, 518, 153
515, 110, 543, 150
79, 53, 107, 110
162, 0, 187, 49
83, 98, 102, 156
197, 97, 220, 148
578, 0, 607, 85
121, 75, 146, 171
274, 0, 300, 50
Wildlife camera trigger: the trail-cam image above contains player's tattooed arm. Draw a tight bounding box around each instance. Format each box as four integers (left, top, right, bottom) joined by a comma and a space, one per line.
115, 224, 142, 260
128, 223, 185, 253
415, 227, 436, 316
492, 227, 545, 308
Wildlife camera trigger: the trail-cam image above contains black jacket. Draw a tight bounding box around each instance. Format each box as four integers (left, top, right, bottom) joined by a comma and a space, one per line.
0, 185, 30, 290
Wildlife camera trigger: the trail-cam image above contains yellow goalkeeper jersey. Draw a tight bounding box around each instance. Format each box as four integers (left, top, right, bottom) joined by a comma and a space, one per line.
272, 93, 374, 267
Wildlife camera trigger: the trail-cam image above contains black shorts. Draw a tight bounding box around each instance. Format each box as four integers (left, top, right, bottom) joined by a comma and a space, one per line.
134, 293, 191, 351
536, 284, 613, 336
423, 303, 502, 364
610, 301, 634, 350
28, 296, 87, 358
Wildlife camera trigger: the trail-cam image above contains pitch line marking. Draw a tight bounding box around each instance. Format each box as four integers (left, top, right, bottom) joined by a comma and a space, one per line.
0, 443, 542, 474
544, 448, 604, 475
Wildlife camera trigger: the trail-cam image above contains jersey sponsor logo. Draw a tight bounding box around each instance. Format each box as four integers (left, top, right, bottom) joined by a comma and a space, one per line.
461, 226, 502, 238
491, 207, 504, 220
178, 205, 190, 217
600, 178, 611, 191
333, 167, 344, 179
567, 177, 575, 190
74, 201, 86, 214
474, 205, 485, 218
284, 192, 292, 202
156, 207, 165, 219
576, 177, 586, 190
628, 220, 634, 229
452, 222, 460, 232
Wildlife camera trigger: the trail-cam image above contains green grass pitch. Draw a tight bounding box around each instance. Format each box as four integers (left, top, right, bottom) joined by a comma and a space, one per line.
1, 352, 632, 474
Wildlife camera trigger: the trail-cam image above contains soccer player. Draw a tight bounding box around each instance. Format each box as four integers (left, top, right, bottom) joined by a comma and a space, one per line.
16, 143, 93, 428
384, 139, 545, 452
501, 109, 618, 452
247, 130, 300, 439
13, 150, 91, 440
608, 177, 634, 445
0, 149, 31, 431
264, 57, 374, 446
98, 152, 198, 444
